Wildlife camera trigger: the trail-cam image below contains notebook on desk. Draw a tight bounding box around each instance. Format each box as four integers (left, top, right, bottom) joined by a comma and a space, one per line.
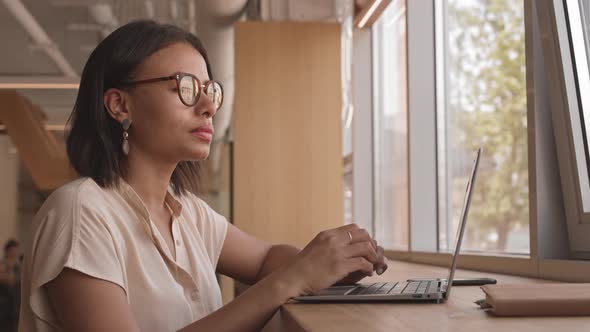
293, 148, 482, 303
478, 283, 590, 316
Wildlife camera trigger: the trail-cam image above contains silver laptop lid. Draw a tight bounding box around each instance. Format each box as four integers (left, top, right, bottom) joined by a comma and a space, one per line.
443, 148, 481, 300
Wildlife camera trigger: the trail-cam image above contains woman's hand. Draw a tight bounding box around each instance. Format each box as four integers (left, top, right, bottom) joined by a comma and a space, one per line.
279, 223, 388, 297
334, 241, 387, 286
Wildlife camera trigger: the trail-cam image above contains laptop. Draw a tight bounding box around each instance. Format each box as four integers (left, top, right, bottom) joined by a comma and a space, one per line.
293, 147, 482, 303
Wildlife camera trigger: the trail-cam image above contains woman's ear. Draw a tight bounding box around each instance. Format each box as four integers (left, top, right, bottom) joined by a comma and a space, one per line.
104, 88, 131, 123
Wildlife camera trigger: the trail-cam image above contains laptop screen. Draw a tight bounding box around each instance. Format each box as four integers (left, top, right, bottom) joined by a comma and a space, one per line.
443, 148, 481, 300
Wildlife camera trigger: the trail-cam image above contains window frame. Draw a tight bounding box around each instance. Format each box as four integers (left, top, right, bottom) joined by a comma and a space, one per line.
536, 0, 590, 256
385, 250, 590, 282
407, 0, 438, 252
371, 0, 411, 251
351, 28, 375, 235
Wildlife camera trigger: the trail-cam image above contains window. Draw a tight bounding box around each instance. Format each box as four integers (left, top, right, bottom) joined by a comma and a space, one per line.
385, 0, 590, 275
372, 0, 409, 250
436, 0, 529, 254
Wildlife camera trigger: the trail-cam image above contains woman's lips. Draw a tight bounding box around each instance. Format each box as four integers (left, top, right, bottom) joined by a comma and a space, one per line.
191, 127, 214, 141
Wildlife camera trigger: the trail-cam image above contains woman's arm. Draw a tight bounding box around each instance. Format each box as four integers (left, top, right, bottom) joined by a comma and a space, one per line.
46, 266, 299, 332
217, 223, 388, 285
179, 267, 298, 332
215, 223, 273, 285
215, 223, 302, 284
46, 268, 141, 332
254, 244, 300, 282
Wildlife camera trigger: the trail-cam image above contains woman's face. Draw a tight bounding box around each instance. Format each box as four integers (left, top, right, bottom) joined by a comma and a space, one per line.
125, 42, 217, 163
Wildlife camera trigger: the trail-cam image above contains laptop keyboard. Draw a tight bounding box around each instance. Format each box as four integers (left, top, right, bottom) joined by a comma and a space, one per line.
348, 281, 439, 296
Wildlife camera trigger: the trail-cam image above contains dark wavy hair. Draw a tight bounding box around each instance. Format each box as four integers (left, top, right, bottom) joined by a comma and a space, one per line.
66, 20, 212, 195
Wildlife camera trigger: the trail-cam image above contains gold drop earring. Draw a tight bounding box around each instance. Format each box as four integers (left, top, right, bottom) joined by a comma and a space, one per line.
121, 118, 131, 155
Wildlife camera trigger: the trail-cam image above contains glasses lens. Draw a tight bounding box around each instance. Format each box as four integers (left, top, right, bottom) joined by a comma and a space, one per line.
205, 81, 223, 109
179, 75, 197, 105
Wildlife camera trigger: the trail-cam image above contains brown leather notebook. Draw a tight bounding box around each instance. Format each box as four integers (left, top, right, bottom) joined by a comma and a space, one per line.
478, 283, 590, 316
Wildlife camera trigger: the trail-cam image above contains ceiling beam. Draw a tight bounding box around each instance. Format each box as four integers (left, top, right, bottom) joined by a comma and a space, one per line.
2, 0, 78, 77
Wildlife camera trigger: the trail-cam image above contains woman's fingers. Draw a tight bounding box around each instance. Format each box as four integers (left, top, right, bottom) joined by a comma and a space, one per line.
348, 228, 374, 247
344, 242, 388, 275
346, 257, 374, 276
374, 246, 388, 275
343, 241, 378, 264
314, 224, 384, 278
334, 224, 376, 249
294, 225, 388, 295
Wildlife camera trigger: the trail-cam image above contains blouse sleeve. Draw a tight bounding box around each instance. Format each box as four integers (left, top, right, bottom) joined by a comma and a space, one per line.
24, 182, 126, 327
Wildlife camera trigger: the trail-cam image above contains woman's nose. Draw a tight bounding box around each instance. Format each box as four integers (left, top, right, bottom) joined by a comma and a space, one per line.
195, 92, 217, 118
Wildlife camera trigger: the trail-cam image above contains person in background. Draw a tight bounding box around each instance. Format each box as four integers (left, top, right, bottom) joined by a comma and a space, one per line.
18, 20, 388, 332
0, 239, 21, 332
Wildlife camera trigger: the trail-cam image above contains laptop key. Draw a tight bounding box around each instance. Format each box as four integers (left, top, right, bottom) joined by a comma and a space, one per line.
389, 282, 408, 294
364, 282, 388, 294
356, 283, 380, 295
402, 282, 420, 294
416, 281, 430, 294
427, 281, 440, 294
375, 282, 397, 294
348, 284, 370, 295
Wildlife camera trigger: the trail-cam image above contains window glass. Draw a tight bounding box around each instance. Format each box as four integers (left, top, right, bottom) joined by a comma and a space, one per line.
437, 0, 529, 254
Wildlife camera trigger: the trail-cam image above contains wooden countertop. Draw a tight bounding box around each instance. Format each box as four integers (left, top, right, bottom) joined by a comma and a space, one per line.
268, 260, 590, 332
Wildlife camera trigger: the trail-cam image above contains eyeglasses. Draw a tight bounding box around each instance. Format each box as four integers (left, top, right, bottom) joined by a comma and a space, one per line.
121, 72, 224, 110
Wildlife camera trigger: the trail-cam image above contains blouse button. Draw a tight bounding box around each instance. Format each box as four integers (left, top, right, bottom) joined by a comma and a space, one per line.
176, 239, 181, 246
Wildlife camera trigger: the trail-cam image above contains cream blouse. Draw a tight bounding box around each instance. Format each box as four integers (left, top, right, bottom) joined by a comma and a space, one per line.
18, 178, 228, 332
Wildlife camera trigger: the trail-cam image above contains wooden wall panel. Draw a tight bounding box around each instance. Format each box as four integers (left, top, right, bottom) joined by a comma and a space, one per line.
234, 21, 343, 247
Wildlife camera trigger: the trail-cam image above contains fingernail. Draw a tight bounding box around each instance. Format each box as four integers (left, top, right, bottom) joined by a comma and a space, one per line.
376, 268, 384, 275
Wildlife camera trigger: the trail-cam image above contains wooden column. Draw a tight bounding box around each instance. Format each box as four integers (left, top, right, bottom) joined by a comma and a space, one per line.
233, 21, 344, 247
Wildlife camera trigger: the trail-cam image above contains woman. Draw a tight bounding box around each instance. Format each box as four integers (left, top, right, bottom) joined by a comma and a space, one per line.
19, 20, 387, 332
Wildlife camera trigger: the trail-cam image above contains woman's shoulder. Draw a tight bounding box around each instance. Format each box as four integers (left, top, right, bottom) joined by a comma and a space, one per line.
177, 191, 215, 216
43, 177, 105, 210
34, 178, 113, 229
177, 191, 228, 228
